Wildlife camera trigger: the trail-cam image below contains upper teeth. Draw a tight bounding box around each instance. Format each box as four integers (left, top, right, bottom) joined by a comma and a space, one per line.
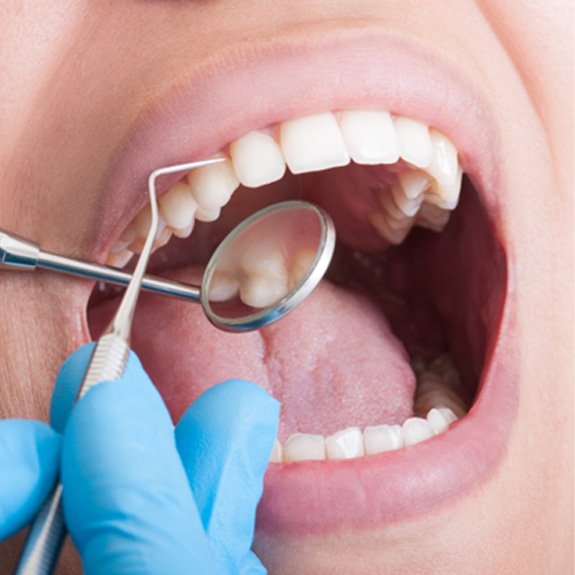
109, 109, 463, 296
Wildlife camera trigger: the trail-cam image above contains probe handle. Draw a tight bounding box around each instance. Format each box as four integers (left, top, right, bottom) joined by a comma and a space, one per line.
14, 333, 130, 575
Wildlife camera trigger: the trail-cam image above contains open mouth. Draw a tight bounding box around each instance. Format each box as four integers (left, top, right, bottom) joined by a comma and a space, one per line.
83, 31, 516, 536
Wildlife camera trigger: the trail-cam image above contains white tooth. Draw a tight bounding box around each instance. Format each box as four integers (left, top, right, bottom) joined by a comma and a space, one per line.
270, 439, 284, 463
397, 170, 431, 201
288, 248, 316, 288
230, 130, 286, 188
363, 424, 403, 454
159, 181, 197, 231
280, 112, 350, 174
208, 270, 241, 302
416, 202, 451, 232
394, 116, 433, 168
427, 129, 459, 186
391, 183, 424, 217
284, 433, 326, 462
369, 211, 412, 244
172, 221, 195, 239
195, 206, 221, 223
376, 187, 409, 221
240, 273, 289, 308
325, 427, 365, 460
438, 407, 459, 425
106, 249, 134, 268
339, 110, 399, 165
402, 417, 435, 446
428, 166, 463, 210
187, 157, 239, 212
426, 407, 454, 435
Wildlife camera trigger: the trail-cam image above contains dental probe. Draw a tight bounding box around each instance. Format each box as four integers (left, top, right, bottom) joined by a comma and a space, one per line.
14, 157, 224, 575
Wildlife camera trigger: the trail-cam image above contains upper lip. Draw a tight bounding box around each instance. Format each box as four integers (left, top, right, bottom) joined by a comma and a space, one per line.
95, 24, 502, 263
86, 22, 517, 533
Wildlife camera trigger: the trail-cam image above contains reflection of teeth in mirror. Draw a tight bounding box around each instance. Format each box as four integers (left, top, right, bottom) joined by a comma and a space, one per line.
289, 248, 317, 288
108, 108, 463, 266
240, 273, 289, 308
208, 270, 241, 302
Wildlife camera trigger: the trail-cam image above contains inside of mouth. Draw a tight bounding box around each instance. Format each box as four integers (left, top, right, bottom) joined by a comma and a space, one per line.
88, 161, 506, 457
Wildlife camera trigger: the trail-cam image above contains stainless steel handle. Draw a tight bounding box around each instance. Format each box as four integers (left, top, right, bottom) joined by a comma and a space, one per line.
15, 334, 130, 575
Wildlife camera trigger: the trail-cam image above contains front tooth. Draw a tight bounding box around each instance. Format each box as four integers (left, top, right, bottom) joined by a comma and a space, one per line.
280, 112, 350, 174
230, 130, 286, 188
186, 157, 239, 212
427, 129, 459, 186
394, 116, 433, 169
402, 417, 435, 446
325, 427, 365, 460
284, 433, 326, 462
270, 439, 284, 463
159, 181, 197, 231
363, 424, 403, 454
339, 110, 399, 165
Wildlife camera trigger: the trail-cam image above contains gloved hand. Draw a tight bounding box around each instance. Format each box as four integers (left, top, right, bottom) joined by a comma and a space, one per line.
0, 420, 60, 541
8, 342, 279, 575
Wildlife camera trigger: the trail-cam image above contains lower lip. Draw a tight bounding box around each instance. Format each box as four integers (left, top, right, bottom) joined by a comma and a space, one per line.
256, 296, 519, 534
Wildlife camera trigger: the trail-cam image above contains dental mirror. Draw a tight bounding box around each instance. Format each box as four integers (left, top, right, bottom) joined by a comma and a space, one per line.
201, 200, 335, 332
0, 199, 335, 333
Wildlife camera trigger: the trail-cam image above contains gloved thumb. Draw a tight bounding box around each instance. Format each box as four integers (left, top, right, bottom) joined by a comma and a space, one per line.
175, 380, 280, 573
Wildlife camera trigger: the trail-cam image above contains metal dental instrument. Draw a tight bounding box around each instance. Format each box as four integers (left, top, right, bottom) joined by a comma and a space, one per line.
12, 160, 335, 574
13, 157, 224, 575
1, 203, 336, 333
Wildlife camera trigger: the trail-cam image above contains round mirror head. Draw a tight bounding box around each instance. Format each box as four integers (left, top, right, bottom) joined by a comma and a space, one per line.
201, 200, 335, 332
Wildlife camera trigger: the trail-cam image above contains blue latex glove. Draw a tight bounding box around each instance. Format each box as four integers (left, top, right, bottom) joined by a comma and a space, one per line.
50, 343, 280, 575
0, 420, 60, 540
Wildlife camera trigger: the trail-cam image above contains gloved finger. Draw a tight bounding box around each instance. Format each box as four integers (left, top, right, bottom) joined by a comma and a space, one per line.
0, 420, 60, 540
50, 342, 145, 433
175, 380, 279, 572
61, 350, 212, 575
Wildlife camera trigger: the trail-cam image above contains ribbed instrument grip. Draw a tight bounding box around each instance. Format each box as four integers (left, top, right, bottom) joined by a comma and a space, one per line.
14, 334, 130, 575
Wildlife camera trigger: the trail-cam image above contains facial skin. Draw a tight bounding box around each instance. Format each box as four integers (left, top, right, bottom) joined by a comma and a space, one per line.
0, 1, 572, 574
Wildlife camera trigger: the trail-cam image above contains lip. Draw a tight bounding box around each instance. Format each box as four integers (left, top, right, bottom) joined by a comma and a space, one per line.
87, 23, 518, 533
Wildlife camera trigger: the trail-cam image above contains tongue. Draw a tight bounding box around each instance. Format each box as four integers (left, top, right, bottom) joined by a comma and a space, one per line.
89, 269, 415, 439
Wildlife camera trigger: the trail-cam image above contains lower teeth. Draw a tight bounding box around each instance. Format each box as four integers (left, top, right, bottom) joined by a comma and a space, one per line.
270, 354, 465, 464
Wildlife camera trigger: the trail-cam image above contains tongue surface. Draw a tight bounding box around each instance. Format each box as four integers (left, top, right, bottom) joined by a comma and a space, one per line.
89, 270, 415, 439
